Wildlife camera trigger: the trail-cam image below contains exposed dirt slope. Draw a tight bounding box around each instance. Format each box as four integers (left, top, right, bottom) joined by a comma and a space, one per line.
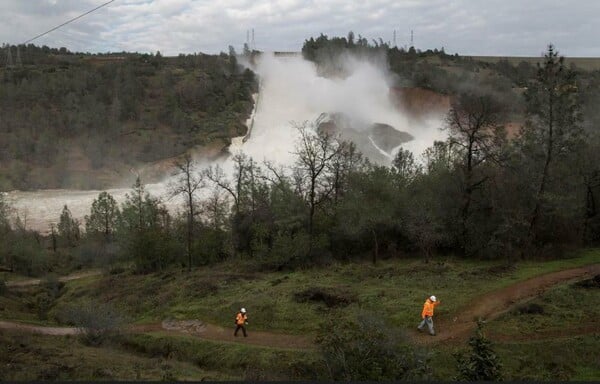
389, 87, 451, 117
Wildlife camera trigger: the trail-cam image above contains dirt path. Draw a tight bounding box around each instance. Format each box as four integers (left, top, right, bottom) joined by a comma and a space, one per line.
5, 270, 103, 288
0, 320, 314, 351
1, 264, 598, 349
414, 263, 600, 345
158, 319, 314, 350
0, 321, 79, 336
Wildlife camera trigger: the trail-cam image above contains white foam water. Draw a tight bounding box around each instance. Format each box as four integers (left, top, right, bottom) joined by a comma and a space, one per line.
6, 53, 446, 232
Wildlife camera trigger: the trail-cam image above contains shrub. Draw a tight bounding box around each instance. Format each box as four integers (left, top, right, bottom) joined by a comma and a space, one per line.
574, 274, 600, 289
59, 300, 126, 346
316, 311, 430, 380
41, 274, 64, 299
454, 321, 503, 381
294, 287, 356, 308
35, 291, 54, 320
516, 303, 545, 315
0, 279, 6, 295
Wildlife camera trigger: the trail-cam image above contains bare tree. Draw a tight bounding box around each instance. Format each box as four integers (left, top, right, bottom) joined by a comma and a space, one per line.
203, 188, 229, 231
169, 153, 204, 271
445, 93, 506, 255
205, 153, 252, 217
293, 121, 341, 250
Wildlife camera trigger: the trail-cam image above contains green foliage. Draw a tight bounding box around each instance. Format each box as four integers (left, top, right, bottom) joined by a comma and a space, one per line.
454, 321, 503, 381
0, 45, 256, 190
316, 312, 430, 380
1, 231, 49, 276
58, 205, 80, 247
336, 166, 398, 263
119, 178, 181, 273
85, 191, 120, 238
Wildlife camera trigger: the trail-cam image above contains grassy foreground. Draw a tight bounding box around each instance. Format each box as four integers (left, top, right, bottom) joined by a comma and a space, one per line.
0, 249, 598, 380
40, 248, 599, 335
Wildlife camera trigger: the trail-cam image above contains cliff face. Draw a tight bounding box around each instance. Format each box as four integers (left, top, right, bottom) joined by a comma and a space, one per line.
389, 87, 451, 117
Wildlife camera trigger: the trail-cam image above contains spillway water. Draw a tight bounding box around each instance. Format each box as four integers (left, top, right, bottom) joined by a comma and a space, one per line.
6, 53, 446, 232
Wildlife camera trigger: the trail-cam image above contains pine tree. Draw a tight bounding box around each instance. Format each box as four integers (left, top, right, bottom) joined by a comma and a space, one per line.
454, 320, 503, 381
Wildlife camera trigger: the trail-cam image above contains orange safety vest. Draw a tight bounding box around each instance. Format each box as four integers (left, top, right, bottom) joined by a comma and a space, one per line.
421, 299, 440, 318
236, 312, 247, 325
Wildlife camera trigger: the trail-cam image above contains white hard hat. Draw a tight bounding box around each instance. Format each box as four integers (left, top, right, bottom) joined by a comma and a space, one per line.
430, 295, 437, 302
240, 308, 246, 313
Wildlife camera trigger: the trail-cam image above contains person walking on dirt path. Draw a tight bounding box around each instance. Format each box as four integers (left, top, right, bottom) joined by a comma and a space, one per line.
234, 308, 248, 337
418, 295, 440, 336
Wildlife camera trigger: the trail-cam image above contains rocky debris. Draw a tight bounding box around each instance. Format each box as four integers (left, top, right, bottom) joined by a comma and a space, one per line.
161, 319, 206, 334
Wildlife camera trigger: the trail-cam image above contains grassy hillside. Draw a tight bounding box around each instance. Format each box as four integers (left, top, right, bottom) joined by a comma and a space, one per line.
0, 46, 256, 190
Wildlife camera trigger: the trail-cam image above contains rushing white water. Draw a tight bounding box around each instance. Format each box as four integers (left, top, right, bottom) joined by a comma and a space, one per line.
6, 53, 446, 232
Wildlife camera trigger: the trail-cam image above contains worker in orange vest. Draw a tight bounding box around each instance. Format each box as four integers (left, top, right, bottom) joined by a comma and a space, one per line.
234, 307, 248, 337
417, 295, 440, 335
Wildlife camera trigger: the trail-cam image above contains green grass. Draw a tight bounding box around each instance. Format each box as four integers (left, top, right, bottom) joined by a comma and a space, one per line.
43, 249, 600, 336
0, 330, 234, 381
122, 332, 318, 380
0, 271, 31, 283
0, 290, 43, 324
1, 249, 598, 381
430, 335, 600, 380
489, 280, 599, 336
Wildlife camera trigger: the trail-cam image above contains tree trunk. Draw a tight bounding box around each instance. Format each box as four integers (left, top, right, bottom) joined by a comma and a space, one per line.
371, 228, 378, 265
461, 135, 475, 256
308, 175, 317, 255
583, 183, 597, 243
188, 191, 194, 272
525, 88, 554, 254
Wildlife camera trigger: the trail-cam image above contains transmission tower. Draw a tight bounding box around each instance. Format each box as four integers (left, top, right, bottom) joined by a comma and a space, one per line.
5, 45, 14, 68
393, 30, 397, 47
410, 30, 414, 48
251, 28, 255, 50
16, 45, 22, 67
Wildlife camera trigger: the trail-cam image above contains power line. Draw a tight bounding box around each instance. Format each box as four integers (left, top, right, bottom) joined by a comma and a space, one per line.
22, 0, 116, 45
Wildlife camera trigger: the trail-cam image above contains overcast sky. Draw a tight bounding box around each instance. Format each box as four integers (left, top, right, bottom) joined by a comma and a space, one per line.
0, 0, 598, 57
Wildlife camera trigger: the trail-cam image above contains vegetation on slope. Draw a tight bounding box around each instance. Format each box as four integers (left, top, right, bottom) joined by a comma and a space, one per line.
0, 44, 257, 190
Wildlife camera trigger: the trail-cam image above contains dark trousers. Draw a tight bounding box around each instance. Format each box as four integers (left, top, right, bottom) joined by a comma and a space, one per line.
234, 324, 247, 337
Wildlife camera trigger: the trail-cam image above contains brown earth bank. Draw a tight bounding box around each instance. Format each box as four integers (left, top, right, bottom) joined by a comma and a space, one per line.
1, 264, 598, 349
390, 87, 451, 117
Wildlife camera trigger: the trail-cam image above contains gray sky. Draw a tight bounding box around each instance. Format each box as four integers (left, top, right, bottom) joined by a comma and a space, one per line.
1, 0, 598, 57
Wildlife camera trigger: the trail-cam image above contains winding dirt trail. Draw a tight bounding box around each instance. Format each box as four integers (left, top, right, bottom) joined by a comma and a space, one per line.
1, 264, 598, 349
0, 320, 314, 351
5, 270, 103, 288
414, 263, 600, 345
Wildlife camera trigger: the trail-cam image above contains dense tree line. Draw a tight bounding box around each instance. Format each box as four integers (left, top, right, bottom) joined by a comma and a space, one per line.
0, 44, 598, 278
0, 44, 256, 190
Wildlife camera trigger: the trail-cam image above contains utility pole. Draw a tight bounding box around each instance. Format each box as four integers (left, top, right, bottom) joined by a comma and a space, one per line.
251, 28, 255, 50
16, 45, 22, 67
5, 45, 14, 68
393, 30, 396, 47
